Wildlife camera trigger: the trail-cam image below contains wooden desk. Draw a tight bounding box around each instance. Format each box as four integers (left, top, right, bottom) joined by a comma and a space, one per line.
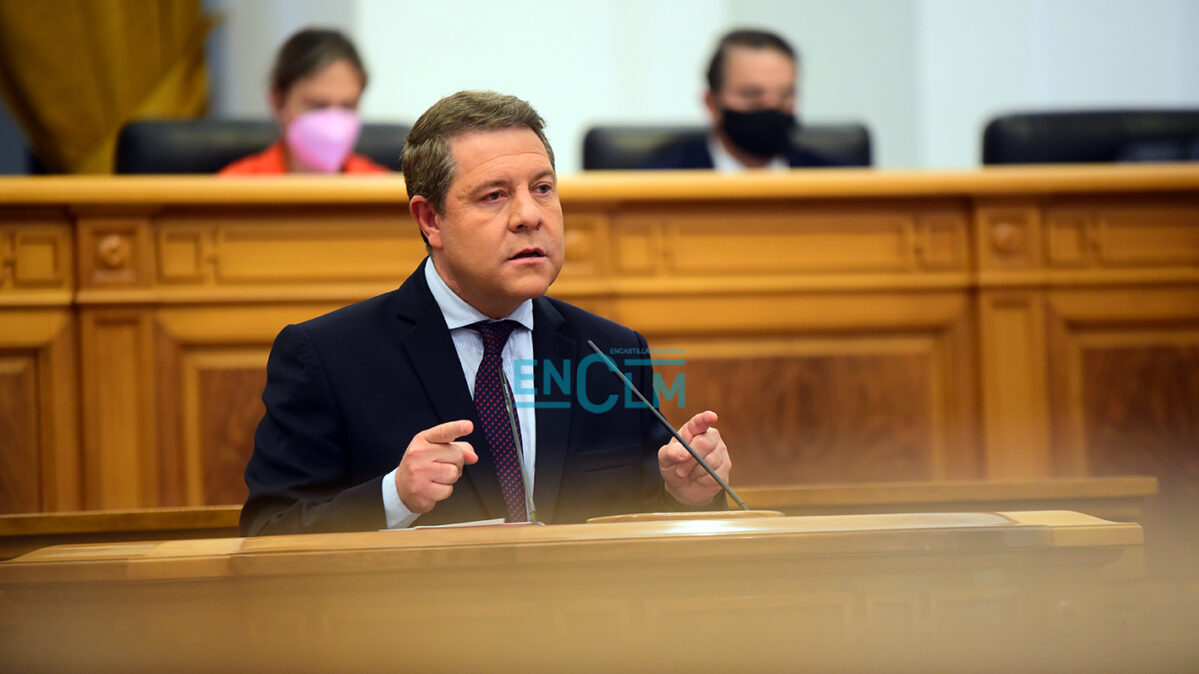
1, 511, 1166, 671
0, 169, 1195, 577
739, 475, 1159, 522
0, 505, 241, 561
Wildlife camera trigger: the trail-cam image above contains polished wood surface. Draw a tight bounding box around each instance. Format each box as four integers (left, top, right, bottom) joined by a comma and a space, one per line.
740, 475, 1158, 521
0, 167, 1195, 577
1, 511, 1164, 671
0, 476, 1153, 561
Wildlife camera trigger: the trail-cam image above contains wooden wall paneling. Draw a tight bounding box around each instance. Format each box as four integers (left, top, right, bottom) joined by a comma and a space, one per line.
2, 170, 1196, 517
186, 349, 267, 506
975, 199, 1052, 479
206, 207, 420, 285
0, 214, 79, 513
977, 292, 1052, 478
78, 309, 159, 509
75, 214, 153, 289
557, 212, 609, 280
975, 203, 1043, 274
153, 305, 358, 507
0, 349, 39, 512
645, 291, 976, 486
36, 313, 80, 511
0, 312, 81, 513
1046, 287, 1199, 577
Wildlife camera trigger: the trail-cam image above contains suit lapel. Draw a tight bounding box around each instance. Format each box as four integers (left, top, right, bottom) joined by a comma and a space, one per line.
531, 297, 573, 523
395, 260, 507, 520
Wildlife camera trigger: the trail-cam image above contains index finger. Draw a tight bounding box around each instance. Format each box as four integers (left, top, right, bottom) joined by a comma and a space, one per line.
677, 410, 718, 444
420, 419, 474, 445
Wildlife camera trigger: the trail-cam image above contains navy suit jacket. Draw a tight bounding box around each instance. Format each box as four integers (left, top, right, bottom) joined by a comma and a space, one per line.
641, 136, 842, 170
241, 260, 702, 535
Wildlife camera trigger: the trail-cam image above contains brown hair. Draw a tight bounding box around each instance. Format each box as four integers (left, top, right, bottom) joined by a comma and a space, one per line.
402, 90, 555, 215
270, 28, 367, 96
706, 29, 798, 92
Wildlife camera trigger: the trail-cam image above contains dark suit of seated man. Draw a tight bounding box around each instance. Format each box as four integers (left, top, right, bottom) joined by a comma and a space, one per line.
241, 91, 732, 536
643, 28, 836, 171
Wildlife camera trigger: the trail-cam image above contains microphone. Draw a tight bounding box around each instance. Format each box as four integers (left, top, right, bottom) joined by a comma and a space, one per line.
499, 367, 538, 522
586, 340, 749, 510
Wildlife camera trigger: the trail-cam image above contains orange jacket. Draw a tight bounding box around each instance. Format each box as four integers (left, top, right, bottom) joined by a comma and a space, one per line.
219, 141, 390, 175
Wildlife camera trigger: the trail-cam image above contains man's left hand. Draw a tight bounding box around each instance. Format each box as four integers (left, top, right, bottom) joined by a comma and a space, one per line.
658, 410, 731, 506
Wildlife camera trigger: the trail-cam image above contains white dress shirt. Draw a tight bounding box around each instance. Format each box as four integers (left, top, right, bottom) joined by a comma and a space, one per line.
381, 260, 536, 528
708, 134, 788, 172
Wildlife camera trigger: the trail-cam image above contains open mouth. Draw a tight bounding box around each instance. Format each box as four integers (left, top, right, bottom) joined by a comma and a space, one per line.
509, 249, 545, 260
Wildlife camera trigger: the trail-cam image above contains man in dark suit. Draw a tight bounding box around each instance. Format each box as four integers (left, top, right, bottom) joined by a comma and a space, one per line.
643, 29, 839, 171
241, 91, 731, 536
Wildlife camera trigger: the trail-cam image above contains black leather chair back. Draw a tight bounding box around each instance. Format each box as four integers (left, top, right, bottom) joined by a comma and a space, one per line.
115, 118, 410, 173
582, 122, 871, 169
982, 110, 1199, 164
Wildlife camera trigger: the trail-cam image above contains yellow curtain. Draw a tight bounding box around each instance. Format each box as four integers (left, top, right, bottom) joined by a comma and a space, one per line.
0, 0, 212, 173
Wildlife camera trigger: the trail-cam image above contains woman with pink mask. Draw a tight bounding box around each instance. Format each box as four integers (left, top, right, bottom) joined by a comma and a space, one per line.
220, 28, 388, 175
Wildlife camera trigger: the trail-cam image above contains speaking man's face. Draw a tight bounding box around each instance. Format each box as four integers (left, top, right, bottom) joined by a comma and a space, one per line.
423, 127, 565, 318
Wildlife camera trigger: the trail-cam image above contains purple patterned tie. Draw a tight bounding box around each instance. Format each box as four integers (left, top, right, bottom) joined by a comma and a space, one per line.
469, 320, 527, 522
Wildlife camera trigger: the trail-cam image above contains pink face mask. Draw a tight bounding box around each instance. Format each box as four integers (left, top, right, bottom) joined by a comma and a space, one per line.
285, 108, 362, 173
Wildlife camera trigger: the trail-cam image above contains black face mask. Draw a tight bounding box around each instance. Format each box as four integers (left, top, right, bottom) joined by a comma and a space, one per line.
719, 108, 798, 159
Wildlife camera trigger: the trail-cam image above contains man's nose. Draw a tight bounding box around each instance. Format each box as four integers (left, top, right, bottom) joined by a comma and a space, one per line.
508, 189, 542, 230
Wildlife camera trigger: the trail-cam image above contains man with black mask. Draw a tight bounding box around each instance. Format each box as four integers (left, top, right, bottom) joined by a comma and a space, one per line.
643, 29, 838, 171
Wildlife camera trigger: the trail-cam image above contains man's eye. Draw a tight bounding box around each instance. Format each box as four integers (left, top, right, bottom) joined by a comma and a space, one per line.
482, 191, 503, 202
534, 183, 554, 195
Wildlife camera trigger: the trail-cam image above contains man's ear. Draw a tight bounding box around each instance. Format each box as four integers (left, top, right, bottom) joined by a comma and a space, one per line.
410, 195, 442, 248
703, 89, 721, 126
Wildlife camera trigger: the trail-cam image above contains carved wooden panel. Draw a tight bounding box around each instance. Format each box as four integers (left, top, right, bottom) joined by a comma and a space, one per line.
0, 355, 39, 512
155, 208, 421, 287
1045, 201, 1199, 270
150, 305, 343, 507
193, 353, 267, 505
661, 350, 935, 485
79, 311, 157, 508
0, 309, 79, 513
978, 292, 1052, 478
1079, 338, 1199, 578
76, 217, 151, 288
609, 202, 968, 279
1046, 286, 1199, 577
976, 204, 1042, 271
557, 214, 607, 279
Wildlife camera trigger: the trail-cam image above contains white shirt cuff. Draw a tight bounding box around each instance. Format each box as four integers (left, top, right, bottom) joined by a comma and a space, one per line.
382, 468, 420, 529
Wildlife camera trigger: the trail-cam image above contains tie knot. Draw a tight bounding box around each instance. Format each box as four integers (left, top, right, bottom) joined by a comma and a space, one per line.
469, 320, 520, 355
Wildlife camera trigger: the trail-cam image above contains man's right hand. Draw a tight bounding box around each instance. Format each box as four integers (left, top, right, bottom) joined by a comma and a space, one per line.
395, 420, 477, 513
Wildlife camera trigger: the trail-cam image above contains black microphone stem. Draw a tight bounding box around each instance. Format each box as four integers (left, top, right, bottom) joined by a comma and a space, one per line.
586, 340, 749, 510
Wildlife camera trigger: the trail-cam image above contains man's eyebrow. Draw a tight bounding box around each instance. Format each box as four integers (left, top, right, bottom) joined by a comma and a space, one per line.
467, 178, 512, 196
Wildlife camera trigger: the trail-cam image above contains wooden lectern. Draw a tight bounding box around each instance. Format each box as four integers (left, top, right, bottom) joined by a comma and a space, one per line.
1, 510, 1172, 672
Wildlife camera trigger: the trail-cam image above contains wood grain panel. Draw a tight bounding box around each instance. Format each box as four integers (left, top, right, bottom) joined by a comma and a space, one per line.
13, 230, 67, 287
1097, 206, 1199, 266
194, 355, 267, 505
667, 211, 917, 274
210, 214, 423, 283
80, 313, 156, 509
1081, 341, 1199, 578
976, 204, 1041, 270
978, 293, 1051, 478
0, 356, 39, 512
661, 350, 935, 485
76, 217, 151, 288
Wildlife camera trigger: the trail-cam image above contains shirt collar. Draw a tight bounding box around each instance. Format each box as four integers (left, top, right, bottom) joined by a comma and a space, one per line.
424, 257, 534, 331
707, 134, 789, 172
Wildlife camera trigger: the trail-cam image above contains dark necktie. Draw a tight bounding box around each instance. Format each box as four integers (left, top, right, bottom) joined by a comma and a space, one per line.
469, 320, 528, 522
